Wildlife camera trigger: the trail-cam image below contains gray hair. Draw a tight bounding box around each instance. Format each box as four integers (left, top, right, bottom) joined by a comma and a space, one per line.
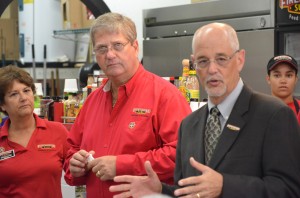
90, 12, 137, 46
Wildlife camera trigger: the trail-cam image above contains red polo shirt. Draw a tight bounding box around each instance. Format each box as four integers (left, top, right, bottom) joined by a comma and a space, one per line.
0, 114, 69, 198
64, 65, 191, 197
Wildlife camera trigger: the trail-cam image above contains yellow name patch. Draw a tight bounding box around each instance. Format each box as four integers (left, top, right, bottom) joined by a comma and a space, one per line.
37, 144, 56, 151
132, 108, 151, 116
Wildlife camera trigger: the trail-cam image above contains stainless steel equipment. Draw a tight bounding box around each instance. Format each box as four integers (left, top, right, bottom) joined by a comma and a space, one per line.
143, 0, 275, 100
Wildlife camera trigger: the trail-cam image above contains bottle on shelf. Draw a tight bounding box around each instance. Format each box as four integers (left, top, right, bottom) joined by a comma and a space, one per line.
93, 70, 100, 84
64, 92, 80, 123
87, 74, 94, 87
40, 96, 53, 119
186, 60, 200, 102
87, 85, 92, 96
91, 83, 98, 92
179, 59, 191, 103
81, 87, 88, 104
98, 70, 107, 87
174, 76, 180, 88
33, 82, 44, 116
34, 95, 42, 116
186, 60, 200, 111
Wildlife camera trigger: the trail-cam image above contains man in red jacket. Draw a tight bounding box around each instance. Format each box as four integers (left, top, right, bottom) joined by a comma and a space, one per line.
63, 12, 191, 198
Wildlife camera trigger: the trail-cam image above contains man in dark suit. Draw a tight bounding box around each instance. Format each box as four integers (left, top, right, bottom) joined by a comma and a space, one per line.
109, 22, 300, 198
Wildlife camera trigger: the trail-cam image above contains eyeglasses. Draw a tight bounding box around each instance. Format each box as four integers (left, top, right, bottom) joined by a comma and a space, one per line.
194, 50, 240, 69
93, 41, 130, 55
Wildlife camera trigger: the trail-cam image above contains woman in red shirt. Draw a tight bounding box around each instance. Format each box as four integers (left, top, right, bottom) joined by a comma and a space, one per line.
0, 65, 70, 198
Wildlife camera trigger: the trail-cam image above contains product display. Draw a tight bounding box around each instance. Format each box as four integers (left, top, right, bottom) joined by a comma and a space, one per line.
179, 59, 191, 103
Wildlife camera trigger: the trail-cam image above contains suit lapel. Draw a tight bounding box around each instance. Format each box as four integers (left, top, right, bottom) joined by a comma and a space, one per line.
209, 85, 252, 169
193, 105, 209, 164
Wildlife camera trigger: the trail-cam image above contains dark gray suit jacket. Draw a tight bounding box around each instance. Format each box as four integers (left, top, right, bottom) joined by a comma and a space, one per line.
162, 85, 300, 198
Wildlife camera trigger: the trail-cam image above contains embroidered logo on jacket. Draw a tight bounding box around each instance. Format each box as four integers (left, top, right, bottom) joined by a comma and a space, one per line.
128, 122, 136, 129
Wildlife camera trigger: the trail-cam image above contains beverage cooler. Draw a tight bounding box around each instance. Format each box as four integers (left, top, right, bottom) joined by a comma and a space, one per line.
143, 0, 277, 101
275, 0, 300, 96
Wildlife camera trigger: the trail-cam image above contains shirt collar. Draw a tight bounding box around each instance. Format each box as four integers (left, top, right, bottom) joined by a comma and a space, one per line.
34, 113, 47, 129
208, 78, 244, 120
103, 63, 144, 97
0, 113, 47, 138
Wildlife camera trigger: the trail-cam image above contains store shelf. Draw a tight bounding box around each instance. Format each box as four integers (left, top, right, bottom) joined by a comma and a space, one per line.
52, 28, 90, 42
53, 28, 90, 36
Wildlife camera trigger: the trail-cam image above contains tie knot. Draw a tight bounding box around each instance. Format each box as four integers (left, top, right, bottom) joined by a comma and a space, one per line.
210, 107, 220, 116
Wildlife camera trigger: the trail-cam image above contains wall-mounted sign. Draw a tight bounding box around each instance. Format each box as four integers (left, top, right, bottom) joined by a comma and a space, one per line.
276, 0, 300, 25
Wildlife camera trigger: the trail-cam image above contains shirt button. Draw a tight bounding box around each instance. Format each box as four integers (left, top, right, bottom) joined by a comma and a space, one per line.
103, 144, 108, 148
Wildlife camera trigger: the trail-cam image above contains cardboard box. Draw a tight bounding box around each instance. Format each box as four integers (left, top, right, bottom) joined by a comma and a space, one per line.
1, 0, 18, 19
61, 0, 83, 29
0, 19, 19, 60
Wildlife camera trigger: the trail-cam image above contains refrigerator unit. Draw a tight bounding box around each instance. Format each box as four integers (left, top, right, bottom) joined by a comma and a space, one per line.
275, 0, 300, 95
143, 0, 276, 100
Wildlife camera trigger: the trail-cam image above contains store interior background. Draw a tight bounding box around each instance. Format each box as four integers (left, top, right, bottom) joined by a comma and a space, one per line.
1, 0, 198, 197
18, 0, 191, 63
0, 0, 300, 197
2, 0, 299, 196
3, 0, 300, 99
5, 0, 297, 100
2, 0, 194, 96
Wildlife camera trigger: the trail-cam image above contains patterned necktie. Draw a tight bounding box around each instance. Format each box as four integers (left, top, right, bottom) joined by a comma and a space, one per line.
204, 106, 221, 165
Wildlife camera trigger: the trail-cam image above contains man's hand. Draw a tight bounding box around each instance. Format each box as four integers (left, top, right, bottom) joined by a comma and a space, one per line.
88, 155, 117, 181
69, 150, 94, 177
109, 161, 162, 198
174, 157, 223, 198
